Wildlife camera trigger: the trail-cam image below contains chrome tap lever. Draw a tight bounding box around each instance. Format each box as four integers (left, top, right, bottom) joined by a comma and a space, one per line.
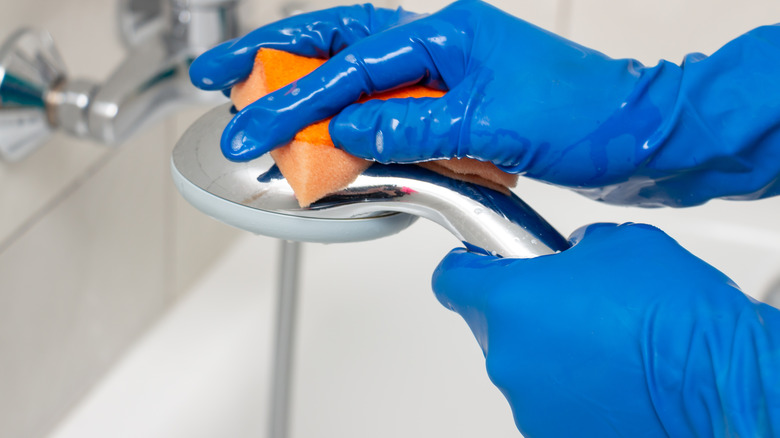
0, 29, 78, 162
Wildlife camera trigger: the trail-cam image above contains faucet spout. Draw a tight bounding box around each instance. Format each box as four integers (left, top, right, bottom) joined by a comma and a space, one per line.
87, 36, 221, 145
88, 0, 240, 144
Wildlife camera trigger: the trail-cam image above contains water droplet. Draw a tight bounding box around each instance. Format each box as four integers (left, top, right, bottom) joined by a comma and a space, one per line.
474, 208, 483, 215
531, 239, 538, 245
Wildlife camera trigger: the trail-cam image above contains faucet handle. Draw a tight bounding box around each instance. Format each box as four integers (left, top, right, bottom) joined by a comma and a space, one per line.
0, 28, 99, 162
0, 28, 66, 162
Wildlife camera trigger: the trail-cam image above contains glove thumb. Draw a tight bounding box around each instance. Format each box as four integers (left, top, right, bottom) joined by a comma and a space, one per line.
433, 248, 516, 352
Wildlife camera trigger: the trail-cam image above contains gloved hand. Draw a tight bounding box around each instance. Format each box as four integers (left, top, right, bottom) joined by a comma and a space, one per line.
190, 0, 780, 207
433, 223, 780, 438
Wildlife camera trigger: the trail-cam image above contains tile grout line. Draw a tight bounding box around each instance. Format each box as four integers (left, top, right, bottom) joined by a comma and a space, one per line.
0, 149, 120, 255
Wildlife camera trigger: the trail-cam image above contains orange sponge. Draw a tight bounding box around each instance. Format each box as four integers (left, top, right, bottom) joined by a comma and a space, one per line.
231, 48, 517, 207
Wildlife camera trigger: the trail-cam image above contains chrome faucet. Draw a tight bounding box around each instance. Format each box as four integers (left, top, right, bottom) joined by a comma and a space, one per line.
0, 0, 241, 161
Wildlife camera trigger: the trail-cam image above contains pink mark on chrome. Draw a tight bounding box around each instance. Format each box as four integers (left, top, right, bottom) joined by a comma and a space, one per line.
284, 81, 298, 95
400, 187, 417, 195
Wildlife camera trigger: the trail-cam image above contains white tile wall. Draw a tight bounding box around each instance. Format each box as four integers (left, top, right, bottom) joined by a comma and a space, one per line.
0, 111, 246, 438
0, 124, 168, 438
0, 1, 274, 437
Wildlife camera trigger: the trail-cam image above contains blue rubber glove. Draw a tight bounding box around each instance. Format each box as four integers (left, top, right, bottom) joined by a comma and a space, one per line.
190, 0, 780, 207
433, 223, 780, 438
189, 4, 420, 92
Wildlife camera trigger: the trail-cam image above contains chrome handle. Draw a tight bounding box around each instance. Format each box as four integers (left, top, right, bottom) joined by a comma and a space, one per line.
0, 29, 80, 161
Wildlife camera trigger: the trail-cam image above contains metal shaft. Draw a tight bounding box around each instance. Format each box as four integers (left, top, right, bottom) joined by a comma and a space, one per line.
269, 240, 302, 438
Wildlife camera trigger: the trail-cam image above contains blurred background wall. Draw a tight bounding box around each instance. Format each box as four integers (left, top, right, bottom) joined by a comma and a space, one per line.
1, 0, 779, 437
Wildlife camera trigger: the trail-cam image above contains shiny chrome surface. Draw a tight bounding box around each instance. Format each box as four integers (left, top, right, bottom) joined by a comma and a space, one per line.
171, 103, 419, 244
0, 29, 66, 161
118, 0, 166, 48
0, 0, 241, 161
172, 104, 570, 258
119, 0, 241, 49
48, 78, 97, 138
87, 34, 217, 144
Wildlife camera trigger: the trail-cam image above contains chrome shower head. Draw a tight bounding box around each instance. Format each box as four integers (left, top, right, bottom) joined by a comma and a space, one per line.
171, 103, 569, 258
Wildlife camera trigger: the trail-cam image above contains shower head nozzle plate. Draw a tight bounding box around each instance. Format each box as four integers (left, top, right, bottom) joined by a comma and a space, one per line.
171, 103, 419, 243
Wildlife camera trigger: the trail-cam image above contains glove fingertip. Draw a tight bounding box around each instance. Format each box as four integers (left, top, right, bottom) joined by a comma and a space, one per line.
568, 222, 672, 248
432, 247, 500, 311
568, 222, 619, 246
190, 39, 255, 90
436, 246, 485, 270
220, 111, 268, 162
